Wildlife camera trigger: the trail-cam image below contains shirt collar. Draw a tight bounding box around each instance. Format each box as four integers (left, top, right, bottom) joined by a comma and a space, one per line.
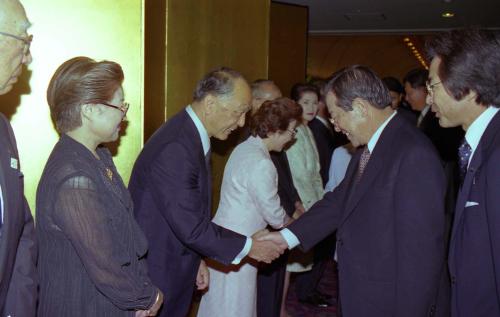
465, 106, 499, 153
186, 105, 211, 155
367, 110, 397, 153
315, 116, 330, 128
420, 104, 431, 118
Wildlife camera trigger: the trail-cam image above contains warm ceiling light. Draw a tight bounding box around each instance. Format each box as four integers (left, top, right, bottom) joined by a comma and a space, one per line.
403, 37, 410, 42
442, 12, 455, 18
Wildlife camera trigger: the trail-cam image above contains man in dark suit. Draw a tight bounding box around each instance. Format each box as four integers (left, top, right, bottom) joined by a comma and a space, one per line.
426, 28, 500, 317
404, 68, 463, 162
0, 1, 37, 316
129, 68, 285, 317
248, 79, 305, 317
260, 65, 447, 317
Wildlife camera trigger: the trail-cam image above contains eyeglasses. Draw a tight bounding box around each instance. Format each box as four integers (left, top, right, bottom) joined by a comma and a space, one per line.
0, 31, 33, 55
426, 80, 442, 96
101, 102, 130, 116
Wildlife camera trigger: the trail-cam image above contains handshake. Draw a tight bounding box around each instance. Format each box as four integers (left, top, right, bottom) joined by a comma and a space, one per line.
247, 229, 289, 263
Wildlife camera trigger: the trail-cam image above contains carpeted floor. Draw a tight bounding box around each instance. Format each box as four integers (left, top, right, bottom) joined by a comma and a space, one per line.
190, 260, 338, 317
286, 260, 338, 317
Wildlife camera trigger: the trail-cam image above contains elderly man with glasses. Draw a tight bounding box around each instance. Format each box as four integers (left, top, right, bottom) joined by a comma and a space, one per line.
0, 0, 37, 316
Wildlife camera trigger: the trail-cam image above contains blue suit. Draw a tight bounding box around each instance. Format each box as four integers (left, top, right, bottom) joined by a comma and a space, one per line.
449, 111, 500, 317
0, 114, 37, 317
287, 113, 448, 316
129, 109, 246, 317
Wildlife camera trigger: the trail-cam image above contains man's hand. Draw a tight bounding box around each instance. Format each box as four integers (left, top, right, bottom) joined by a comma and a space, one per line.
257, 231, 289, 250
248, 230, 285, 263
196, 260, 210, 290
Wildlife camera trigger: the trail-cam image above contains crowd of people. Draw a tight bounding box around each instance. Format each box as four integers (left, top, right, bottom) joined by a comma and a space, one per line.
1, 1, 500, 317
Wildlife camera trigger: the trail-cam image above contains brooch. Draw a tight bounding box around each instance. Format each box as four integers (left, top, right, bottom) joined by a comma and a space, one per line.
105, 168, 113, 181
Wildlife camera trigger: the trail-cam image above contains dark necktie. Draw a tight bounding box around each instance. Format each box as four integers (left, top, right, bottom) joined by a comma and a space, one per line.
458, 139, 472, 184
356, 146, 371, 183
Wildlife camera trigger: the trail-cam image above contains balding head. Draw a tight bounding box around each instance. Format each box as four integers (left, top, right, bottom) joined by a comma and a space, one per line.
0, 0, 31, 95
250, 80, 282, 114
0, 0, 30, 35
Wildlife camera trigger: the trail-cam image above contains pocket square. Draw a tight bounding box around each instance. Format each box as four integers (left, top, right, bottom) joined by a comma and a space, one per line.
465, 201, 479, 207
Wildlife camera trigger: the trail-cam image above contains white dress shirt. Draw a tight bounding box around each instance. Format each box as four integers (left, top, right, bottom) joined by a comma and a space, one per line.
464, 106, 499, 167
185, 106, 252, 264
281, 111, 397, 249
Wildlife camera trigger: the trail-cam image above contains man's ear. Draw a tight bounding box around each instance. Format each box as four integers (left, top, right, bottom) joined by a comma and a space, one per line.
81, 104, 98, 122
352, 98, 369, 118
203, 95, 217, 115
463, 90, 478, 104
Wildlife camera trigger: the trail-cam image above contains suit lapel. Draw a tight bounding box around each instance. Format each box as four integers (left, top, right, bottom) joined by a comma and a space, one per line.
185, 113, 212, 214
450, 111, 500, 246
0, 119, 18, 277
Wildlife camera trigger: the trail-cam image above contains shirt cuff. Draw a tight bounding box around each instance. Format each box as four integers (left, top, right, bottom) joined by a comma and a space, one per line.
280, 228, 300, 249
231, 237, 252, 264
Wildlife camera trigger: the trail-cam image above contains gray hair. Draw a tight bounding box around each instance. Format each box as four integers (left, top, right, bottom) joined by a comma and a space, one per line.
192, 67, 244, 102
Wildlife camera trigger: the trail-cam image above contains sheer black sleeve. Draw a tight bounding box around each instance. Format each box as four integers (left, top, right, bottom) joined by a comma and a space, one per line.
52, 174, 156, 311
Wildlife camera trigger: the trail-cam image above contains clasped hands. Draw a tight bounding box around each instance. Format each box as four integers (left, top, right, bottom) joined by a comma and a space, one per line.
248, 229, 289, 263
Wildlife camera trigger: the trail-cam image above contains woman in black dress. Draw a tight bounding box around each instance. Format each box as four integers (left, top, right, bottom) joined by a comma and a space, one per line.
37, 57, 163, 317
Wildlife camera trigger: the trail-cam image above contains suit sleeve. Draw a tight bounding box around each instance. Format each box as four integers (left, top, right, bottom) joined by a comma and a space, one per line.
393, 145, 446, 316
485, 148, 500, 305
53, 175, 157, 311
286, 177, 348, 252
149, 142, 246, 264
4, 198, 38, 317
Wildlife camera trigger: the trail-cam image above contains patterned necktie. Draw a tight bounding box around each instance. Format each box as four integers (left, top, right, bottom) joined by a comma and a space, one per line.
356, 146, 371, 183
458, 139, 472, 184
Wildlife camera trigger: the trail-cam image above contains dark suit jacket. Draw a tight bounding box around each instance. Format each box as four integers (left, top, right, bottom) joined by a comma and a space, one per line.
448, 110, 500, 317
398, 107, 418, 125
0, 114, 37, 316
270, 151, 300, 217
287, 113, 447, 317
308, 117, 336, 186
129, 109, 246, 317
420, 110, 464, 163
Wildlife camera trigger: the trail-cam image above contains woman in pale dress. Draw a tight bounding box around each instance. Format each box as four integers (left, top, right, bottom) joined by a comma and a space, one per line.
281, 83, 325, 317
197, 98, 302, 317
